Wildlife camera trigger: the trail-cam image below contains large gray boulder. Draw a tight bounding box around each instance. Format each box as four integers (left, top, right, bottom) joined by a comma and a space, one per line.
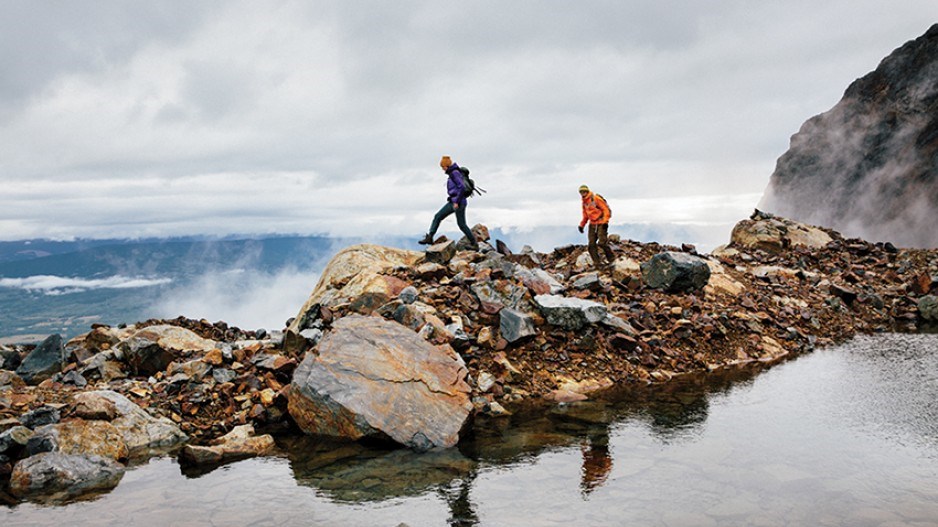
641, 252, 711, 293
534, 295, 607, 331
15, 334, 67, 385
9, 452, 124, 499
288, 315, 472, 450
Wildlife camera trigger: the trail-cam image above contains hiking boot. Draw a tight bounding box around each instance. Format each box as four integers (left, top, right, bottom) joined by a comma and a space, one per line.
418, 234, 434, 245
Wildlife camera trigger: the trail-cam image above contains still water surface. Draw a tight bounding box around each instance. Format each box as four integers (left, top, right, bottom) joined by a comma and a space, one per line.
4, 333, 938, 526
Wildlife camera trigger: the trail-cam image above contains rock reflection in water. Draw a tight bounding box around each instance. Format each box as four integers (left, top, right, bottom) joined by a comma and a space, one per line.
283, 437, 476, 503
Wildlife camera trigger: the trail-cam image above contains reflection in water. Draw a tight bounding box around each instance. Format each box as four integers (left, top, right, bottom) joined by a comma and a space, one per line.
4, 334, 938, 526
579, 433, 612, 496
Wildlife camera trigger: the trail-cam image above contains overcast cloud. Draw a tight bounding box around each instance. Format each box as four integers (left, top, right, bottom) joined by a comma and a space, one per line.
1, 1, 935, 243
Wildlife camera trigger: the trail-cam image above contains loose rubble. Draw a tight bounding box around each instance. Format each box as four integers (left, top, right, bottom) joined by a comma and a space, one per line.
1, 211, 937, 501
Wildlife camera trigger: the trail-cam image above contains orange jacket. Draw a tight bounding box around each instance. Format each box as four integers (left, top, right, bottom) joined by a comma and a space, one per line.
580, 192, 611, 227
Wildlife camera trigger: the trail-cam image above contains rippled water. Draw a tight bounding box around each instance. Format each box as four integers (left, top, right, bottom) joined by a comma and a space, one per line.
4, 333, 938, 526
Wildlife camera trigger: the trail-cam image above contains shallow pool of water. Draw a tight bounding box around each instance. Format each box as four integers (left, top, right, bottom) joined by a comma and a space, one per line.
4, 333, 938, 526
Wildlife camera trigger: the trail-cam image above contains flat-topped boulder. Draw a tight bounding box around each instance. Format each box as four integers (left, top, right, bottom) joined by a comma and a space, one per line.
730, 210, 833, 253
288, 315, 472, 450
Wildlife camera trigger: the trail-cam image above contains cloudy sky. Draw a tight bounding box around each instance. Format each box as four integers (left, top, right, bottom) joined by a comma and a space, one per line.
1, 1, 936, 244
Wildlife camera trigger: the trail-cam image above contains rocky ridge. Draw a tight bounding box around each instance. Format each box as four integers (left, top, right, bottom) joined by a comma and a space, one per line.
2, 212, 937, 501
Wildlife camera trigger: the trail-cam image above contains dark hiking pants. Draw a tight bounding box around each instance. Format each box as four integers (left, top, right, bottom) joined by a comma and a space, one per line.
588, 223, 614, 267
429, 201, 477, 244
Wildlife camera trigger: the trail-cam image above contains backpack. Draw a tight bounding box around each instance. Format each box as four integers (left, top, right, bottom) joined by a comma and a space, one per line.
592, 193, 612, 216
458, 167, 486, 198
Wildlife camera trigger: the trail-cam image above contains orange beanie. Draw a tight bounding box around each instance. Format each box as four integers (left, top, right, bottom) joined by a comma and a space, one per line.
440, 156, 453, 168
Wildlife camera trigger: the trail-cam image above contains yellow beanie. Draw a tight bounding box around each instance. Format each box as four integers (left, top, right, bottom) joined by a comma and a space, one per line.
440, 156, 453, 168
579, 184, 590, 192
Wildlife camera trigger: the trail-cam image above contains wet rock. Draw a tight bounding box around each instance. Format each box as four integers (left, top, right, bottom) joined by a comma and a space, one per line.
425, 240, 457, 264
499, 309, 538, 343
28, 421, 129, 461
121, 325, 216, 376
19, 405, 61, 429
641, 252, 711, 292
9, 452, 124, 499
288, 315, 472, 450
179, 424, 275, 466
534, 295, 607, 331
80, 391, 187, 451
15, 334, 67, 385
918, 295, 938, 321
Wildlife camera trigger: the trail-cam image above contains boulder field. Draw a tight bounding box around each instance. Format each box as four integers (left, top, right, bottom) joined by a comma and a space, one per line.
2, 212, 937, 501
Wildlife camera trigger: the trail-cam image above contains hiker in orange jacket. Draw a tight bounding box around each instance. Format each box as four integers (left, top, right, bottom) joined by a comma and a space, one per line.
578, 184, 614, 269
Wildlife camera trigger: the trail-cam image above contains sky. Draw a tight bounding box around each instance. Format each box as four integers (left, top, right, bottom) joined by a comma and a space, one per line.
1, 1, 936, 245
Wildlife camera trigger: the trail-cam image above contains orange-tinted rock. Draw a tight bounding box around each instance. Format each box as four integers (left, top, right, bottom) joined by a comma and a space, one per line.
288, 315, 471, 450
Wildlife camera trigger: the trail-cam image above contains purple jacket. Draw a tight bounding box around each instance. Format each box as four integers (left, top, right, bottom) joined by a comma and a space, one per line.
445, 163, 468, 206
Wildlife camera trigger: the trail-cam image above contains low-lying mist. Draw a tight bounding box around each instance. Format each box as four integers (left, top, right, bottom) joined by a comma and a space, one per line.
154, 267, 320, 333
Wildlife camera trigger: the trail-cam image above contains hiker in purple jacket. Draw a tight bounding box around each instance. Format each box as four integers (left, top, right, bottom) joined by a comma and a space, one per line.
418, 156, 479, 250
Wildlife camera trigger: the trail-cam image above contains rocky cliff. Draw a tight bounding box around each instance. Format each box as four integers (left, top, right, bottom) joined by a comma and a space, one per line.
759, 23, 938, 248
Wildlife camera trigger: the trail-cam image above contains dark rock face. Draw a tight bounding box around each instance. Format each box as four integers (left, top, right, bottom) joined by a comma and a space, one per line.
15, 334, 67, 384
641, 252, 711, 293
759, 24, 938, 248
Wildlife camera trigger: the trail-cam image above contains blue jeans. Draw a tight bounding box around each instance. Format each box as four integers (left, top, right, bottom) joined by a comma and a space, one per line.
428, 201, 476, 244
